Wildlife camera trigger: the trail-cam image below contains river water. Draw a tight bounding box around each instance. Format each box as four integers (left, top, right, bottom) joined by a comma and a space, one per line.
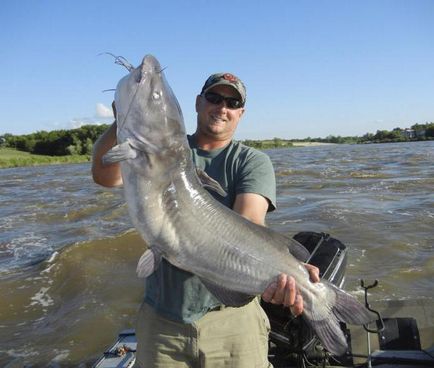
0, 141, 433, 366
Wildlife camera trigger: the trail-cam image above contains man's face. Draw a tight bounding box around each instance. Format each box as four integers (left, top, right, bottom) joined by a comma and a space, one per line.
195, 84, 245, 141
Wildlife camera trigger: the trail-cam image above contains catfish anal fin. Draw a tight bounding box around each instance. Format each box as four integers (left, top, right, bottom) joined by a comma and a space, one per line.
200, 278, 255, 307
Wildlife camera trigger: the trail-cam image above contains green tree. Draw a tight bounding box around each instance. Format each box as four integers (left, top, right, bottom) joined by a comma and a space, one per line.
425, 123, 434, 138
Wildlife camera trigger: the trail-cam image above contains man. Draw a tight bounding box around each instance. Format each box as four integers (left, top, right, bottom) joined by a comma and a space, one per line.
92, 72, 319, 367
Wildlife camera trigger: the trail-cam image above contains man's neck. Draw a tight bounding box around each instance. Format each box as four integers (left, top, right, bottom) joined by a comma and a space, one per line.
194, 133, 232, 151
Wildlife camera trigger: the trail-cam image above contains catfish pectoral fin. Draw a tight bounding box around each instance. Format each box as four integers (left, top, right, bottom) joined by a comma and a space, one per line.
102, 141, 137, 165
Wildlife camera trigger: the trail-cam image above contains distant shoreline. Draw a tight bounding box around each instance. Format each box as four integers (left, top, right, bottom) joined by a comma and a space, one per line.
1, 140, 431, 169
0, 143, 335, 169
290, 142, 337, 147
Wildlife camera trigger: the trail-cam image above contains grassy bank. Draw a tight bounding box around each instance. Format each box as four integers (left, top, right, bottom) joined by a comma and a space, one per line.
0, 147, 91, 169
242, 139, 337, 149
242, 139, 294, 149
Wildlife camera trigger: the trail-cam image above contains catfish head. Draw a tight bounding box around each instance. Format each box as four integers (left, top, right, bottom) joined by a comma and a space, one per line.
103, 55, 191, 174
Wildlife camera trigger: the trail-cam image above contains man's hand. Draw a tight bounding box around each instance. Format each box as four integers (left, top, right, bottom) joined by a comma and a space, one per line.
261, 264, 320, 316
304, 263, 320, 283
91, 100, 122, 187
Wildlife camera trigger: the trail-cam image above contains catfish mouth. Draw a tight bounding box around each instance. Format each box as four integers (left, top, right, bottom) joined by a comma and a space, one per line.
138, 55, 163, 83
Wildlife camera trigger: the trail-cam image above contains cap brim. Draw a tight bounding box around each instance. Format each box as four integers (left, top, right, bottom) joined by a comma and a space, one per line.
203, 81, 244, 102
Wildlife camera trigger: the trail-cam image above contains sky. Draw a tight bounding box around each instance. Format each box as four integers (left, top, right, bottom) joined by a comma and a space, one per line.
1, 0, 433, 140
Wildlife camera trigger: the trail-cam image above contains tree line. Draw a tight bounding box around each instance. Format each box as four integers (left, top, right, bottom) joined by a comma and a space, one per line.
1, 124, 110, 156
333, 122, 434, 144
1, 122, 433, 156
241, 122, 434, 148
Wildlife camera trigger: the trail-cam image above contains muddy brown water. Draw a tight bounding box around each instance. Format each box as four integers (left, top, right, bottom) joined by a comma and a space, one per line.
1, 141, 433, 366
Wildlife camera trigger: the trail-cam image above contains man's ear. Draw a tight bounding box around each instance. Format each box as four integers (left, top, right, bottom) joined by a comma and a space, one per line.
238, 107, 245, 119
195, 95, 201, 113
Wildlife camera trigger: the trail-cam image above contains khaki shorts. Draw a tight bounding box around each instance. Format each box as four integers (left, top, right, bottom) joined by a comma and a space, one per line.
134, 298, 272, 368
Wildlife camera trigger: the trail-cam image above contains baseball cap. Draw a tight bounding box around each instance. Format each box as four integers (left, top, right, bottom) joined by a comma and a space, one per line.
200, 73, 246, 105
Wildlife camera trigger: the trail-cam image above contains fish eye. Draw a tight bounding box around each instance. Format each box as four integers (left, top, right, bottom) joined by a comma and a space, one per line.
152, 91, 161, 100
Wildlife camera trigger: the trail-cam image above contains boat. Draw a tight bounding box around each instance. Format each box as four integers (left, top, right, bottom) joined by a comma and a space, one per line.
93, 232, 434, 368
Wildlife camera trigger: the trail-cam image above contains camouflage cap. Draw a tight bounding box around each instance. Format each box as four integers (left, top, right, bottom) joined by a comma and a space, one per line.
200, 73, 246, 105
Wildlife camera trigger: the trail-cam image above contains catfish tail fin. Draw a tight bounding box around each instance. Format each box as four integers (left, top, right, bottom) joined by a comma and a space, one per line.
303, 281, 374, 356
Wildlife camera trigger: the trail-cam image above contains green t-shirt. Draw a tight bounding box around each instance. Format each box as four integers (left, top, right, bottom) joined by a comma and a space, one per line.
144, 135, 276, 323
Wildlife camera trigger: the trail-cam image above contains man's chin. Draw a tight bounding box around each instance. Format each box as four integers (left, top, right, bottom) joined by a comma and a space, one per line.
207, 124, 225, 134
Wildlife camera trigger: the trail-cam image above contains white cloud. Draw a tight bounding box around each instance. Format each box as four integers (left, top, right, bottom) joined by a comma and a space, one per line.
68, 118, 91, 129
52, 118, 104, 131
36, 117, 108, 133
96, 103, 114, 118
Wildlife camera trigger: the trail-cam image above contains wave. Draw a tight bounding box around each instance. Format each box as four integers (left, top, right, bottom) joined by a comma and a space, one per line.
0, 232, 146, 366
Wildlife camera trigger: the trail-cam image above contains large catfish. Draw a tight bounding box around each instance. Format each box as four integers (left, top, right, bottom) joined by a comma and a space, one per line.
103, 54, 373, 355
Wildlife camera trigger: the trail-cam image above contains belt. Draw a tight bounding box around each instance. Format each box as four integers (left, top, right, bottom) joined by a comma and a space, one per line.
209, 304, 226, 312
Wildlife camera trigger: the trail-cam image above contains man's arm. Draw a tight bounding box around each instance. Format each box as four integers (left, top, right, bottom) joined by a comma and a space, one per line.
233, 192, 319, 316
233, 193, 269, 225
91, 122, 123, 187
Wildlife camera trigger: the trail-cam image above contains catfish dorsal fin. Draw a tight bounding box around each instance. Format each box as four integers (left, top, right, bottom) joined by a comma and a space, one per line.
196, 168, 227, 197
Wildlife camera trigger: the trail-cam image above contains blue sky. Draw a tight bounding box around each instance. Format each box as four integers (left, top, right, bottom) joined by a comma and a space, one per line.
1, 0, 433, 139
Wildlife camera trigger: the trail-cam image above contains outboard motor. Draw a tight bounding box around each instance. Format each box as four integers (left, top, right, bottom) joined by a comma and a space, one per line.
262, 232, 351, 366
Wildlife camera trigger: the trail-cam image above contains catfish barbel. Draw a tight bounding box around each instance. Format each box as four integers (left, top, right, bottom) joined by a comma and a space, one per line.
103, 54, 373, 355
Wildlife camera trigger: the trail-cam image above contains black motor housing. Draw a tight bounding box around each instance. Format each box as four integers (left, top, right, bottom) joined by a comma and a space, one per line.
293, 231, 347, 286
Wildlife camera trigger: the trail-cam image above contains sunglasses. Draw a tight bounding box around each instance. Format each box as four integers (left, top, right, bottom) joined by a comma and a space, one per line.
203, 92, 244, 109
